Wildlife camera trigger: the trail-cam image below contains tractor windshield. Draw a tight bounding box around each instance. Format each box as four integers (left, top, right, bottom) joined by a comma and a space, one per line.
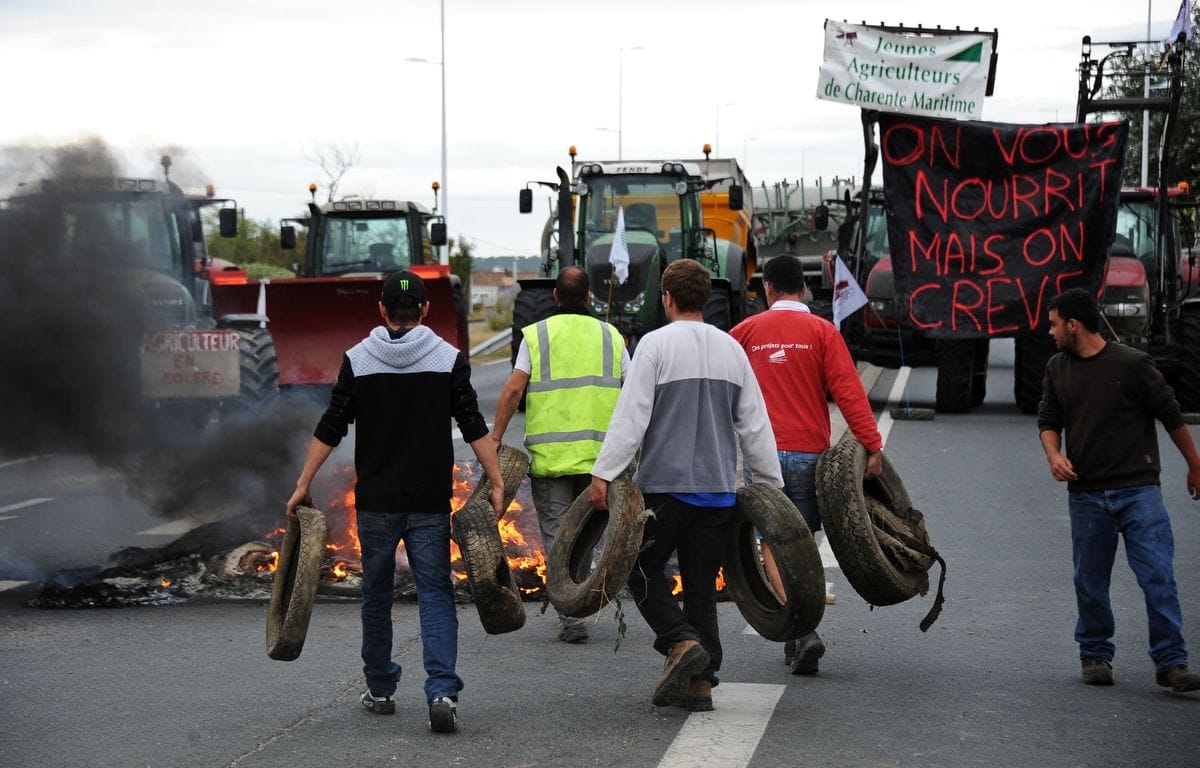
580, 175, 699, 260
318, 215, 412, 275
61, 195, 183, 274
1113, 198, 1158, 265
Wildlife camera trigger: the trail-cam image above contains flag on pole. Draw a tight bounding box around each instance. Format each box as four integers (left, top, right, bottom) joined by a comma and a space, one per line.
1166, 0, 1193, 45
610, 206, 630, 285
832, 256, 868, 330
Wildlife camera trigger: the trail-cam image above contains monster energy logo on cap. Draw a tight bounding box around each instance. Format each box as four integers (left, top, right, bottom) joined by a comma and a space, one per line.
381, 270, 428, 308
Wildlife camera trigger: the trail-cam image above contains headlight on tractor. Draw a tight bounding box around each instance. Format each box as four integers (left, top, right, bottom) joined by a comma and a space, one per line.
625, 292, 645, 313
1101, 286, 1149, 318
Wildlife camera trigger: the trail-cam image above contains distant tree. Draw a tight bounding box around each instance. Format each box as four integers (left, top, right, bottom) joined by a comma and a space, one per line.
1099, 9, 1200, 187
448, 237, 475, 288
303, 139, 361, 202
203, 209, 304, 274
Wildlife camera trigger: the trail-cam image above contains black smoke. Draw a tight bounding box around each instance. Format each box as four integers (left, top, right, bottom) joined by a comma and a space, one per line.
0, 138, 317, 530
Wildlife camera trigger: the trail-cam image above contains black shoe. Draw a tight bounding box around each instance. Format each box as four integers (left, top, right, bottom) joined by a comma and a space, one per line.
790, 631, 825, 675
360, 690, 395, 715
429, 696, 458, 733
1081, 658, 1114, 686
1156, 664, 1200, 693
783, 639, 797, 667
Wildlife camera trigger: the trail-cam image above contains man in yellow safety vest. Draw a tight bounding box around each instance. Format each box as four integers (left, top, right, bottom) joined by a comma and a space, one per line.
493, 266, 629, 643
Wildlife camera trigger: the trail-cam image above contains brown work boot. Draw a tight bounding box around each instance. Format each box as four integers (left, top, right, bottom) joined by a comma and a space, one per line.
652, 639, 710, 707
1081, 658, 1114, 686
1156, 664, 1200, 693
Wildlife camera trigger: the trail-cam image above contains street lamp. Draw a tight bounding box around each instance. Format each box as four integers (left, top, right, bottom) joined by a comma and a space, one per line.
405, 0, 448, 264
715, 102, 735, 156
618, 46, 644, 160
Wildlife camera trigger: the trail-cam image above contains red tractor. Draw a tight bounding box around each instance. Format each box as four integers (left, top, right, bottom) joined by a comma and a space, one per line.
207, 186, 469, 391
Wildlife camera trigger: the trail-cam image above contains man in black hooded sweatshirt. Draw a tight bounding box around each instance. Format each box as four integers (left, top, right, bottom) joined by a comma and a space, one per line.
286, 270, 504, 733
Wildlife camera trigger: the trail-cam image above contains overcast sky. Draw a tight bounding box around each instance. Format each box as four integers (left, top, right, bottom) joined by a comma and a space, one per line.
0, 0, 1177, 258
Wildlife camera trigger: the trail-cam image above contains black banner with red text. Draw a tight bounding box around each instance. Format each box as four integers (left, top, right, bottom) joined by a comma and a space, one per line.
880, 114, 1128, 337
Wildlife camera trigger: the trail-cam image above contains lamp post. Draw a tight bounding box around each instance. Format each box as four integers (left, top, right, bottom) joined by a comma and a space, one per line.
618, 46, 644, 160
405, 0, 448, 264
1142, 0, 1152, 188
715, 102, 735, 156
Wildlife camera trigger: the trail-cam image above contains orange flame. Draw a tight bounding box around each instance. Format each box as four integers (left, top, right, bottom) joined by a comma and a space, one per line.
331, 561, 348, 579
670, 568, 727, 596
159, 576, 172, 588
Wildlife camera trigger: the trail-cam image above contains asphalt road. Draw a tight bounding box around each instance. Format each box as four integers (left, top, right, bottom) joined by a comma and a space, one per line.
2, 340, 1200, 767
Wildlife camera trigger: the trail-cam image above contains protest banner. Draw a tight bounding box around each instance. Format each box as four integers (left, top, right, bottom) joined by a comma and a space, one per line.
879, 114, 1128, 338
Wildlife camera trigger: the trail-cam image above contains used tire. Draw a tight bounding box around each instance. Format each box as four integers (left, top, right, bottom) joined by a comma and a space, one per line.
547, 473, 651, 619
266, 504, 328, 661
935, 340, 974, 413
466, 443, 529, 515
452, 498, 526, 635
1177, 306, 1200, 412
815, 433, 937, 608
724, 484, 825, 642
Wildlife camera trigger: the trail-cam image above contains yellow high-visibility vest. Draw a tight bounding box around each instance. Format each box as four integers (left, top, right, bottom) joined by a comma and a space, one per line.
523, 313, 623, 477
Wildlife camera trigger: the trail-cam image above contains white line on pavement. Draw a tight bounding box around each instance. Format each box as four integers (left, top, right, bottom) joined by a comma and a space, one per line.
0, 498, 53, 515
0, 581, 31, 593
0, 455, 50, 470
876, 366, 912, 449
657, 682, 787, 768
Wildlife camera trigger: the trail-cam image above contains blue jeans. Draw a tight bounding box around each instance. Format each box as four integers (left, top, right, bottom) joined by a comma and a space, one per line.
1068, 485, 1189, 671
357, 509, 463, 702
779, 451, 822, 533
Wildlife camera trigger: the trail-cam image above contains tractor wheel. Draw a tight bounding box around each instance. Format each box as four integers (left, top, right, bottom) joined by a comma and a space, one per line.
452, 498, 526, 634
225, 327, 279, 419
815, 433, 937, 608
935, 340, 975, 413
971, 339, 990, 407
1178, 306, 1200, 412
511, 284, 557, 412
546, 473, 651, 619
1014, 333, 1056, 414
266, 505, 328, 661
723, 484, 825, 642
703, 285, 733, 331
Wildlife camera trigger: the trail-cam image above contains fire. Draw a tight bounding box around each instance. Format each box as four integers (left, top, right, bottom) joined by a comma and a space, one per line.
159, 576, 172, 588
670, 568, 728, 596
331, 561, 348, 579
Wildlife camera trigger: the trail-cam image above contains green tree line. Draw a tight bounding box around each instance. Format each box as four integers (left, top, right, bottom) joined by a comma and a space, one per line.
1101, 8, 1200, 188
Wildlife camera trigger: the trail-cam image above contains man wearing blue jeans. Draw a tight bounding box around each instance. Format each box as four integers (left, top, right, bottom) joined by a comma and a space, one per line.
287, 271, 505, 732
1038, 287, 1200, 693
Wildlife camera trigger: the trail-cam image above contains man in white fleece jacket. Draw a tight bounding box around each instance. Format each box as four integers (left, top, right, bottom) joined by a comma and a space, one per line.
588, 259, 783, 712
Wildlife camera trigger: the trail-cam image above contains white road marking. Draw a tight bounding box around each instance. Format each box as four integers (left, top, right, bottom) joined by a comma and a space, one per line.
0, 498, 53, 515
136, 519, 208, 536
819, 536, 837, 568
0, 581, 31, 593
876, 366, 912, 449
658, 682, 787, 768
0, 516, 15, 522
0, 455, 50, 470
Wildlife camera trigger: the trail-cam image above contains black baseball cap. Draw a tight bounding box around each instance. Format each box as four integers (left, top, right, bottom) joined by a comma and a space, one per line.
381, 270, 427, 309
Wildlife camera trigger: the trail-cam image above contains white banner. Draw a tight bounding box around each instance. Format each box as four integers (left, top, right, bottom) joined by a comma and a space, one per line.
816, 20, 992, 120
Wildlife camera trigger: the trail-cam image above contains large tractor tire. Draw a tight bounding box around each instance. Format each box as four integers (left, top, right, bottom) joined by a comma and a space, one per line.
971, 339, 990, 407
266, 505, 328, 661
703, 285, 733, 331
935, 340, 975, 413
724, 484, 825, 642
546, 473, 651, 619
452, 498, 526, 634
816, 433, 946, 629
1177, 306, 1200, 412
225, 327, 279, 419
1014, 333, 1056, 414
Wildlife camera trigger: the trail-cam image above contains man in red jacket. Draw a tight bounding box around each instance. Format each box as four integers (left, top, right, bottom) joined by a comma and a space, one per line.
730, 254, 882, 675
